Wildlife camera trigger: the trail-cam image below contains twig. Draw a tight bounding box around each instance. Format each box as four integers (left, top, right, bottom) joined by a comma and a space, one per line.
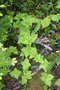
31, 66, 41, 77
35, 38, 52, 51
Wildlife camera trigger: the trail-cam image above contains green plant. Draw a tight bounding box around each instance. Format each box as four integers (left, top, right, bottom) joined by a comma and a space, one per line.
40, 72, 54, 87
0, 4, 6, 16
13, 13, 57, 86
13, 13, 44, 85
0, 12, 14, 42
55, 78, 60, 85
0, 12, 60, 89
0, 0, 60, 90
0, 43, 18, 89
10, 68, 21, 79
56, 0, 60, 9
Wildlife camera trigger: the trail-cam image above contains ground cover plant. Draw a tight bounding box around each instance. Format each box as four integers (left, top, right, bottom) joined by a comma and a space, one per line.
0, 0, 60, 90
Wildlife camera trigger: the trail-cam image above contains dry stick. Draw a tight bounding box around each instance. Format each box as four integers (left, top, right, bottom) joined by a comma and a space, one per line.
31, 66, 41, 77
42, 44, 52, 51
35, 38, 52, 51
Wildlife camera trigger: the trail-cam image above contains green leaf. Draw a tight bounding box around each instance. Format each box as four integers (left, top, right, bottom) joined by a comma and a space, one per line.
0, 51, 11, 68
40, 72, 54, 87
10, 68, 21, 79
21, 15, 35, 28
56, 0, 60, 9
55, 78, 60, 85
33, 24, 40, 33
21, 58, 31, 71
18, 34, 37, 45
0, 43, 3, 48
34, 54, 44, 63
18, 35, 31, 45
41, 16, 51, 28
0, 4, 6, 8
20, 24, 30, 35
14, 13, 35, 28
31, 33, 37, 43
22, 71, 31, 85
0, 68, 9, 76
44, 85, 48, 90
14, 13, 27, 20
52, 14, 60, 22
0, 12, 3, 17
40, 59, 49, 72
22, 75, 27, 85
0, 15, 11, 42
0, 82, 2, 90
30, 47, 38, 59
7, 46, 18, 56
21, 46, 31, 57
9, 0, 13, 4
13, 21, 20, 28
